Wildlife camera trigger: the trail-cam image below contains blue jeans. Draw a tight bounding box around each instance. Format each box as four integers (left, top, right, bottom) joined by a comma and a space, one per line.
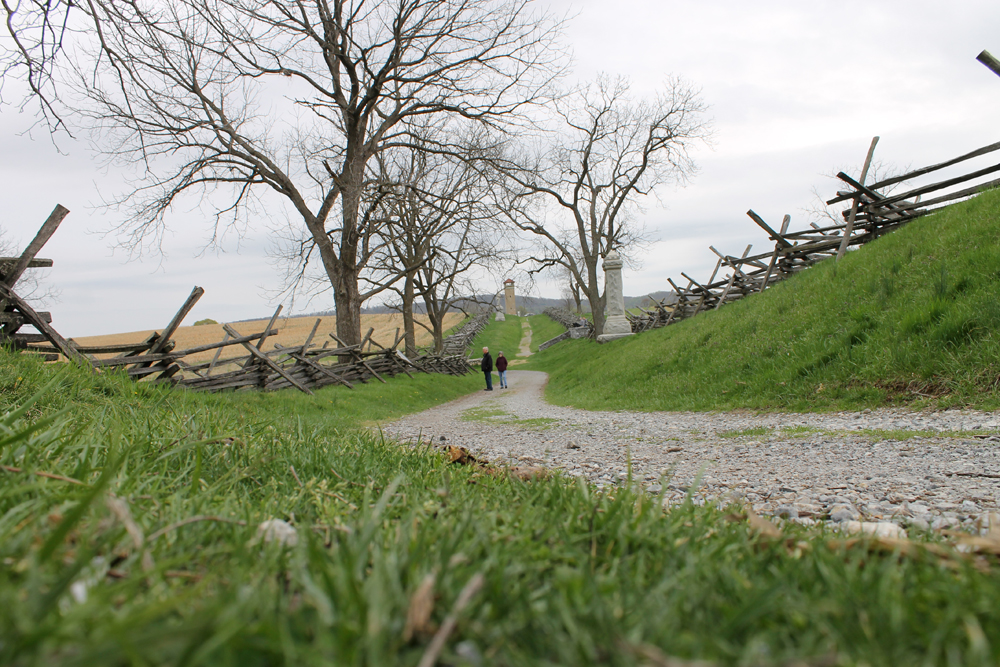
498, 370, 507, 388
484, 371, 493, 390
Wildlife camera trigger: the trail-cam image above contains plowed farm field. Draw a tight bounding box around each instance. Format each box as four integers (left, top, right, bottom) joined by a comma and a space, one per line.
70, 312, 464, 366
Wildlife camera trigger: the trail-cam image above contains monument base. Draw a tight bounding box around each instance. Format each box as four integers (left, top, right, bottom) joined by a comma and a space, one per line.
597, 332, 633, 344
596, 315, 632, 344
495, 311, 505, 321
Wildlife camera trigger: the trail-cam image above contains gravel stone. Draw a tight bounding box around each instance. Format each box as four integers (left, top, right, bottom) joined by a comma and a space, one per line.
382, 370, 1000, 531
775, 505, 799, 519
829, 507, 859, 523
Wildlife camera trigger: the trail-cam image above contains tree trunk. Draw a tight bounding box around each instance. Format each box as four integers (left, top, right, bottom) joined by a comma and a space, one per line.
332, 270, 363, 347
588, 291, 606, 338
332, 151, 365, 347
585, 256, 606, 336
402, 273, 417, 357
426, 302, 445, 354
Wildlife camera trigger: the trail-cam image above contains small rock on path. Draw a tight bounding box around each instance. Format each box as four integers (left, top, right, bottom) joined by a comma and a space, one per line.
381, 370, 1000, 531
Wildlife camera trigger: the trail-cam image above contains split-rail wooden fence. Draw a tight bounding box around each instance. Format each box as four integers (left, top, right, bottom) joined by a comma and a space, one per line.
1, 209, 476, 394
629, 137, 1000, 334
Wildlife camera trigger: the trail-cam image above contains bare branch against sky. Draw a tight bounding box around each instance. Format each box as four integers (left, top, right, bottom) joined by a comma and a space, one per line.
51, 0, 568, 344
498, 74, 710, 336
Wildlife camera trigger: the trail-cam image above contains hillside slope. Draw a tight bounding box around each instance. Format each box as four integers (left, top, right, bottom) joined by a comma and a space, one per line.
530, 188, 1000, 411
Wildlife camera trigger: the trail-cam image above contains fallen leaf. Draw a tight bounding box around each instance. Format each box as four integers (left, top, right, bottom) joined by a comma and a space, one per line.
510, 465, 549, 481
746, 508, 782, 539
403, 571, 437, 641
446, 445, 478, 466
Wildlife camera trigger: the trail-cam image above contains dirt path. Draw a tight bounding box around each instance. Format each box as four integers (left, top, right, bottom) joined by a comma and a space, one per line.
517, 319, 532, 357
508, 318, 533, 366
382, 370, 1000, 532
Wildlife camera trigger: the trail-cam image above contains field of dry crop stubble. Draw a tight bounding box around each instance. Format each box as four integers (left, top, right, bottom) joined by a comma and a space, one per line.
70, 312, 464, 367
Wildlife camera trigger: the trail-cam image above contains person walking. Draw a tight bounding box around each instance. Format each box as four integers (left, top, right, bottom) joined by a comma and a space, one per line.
481, 346, 493, 391
496, 351, 508, 388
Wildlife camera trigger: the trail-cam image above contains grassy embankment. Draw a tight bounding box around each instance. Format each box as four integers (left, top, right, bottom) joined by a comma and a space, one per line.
525, 314, 566, 353
470, 314, 524, 361
3, 327, 1000, 665
528, 188, 1000, 412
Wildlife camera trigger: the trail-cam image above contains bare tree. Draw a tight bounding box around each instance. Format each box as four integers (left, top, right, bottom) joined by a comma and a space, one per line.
61, 0, 564, 346
1, 0, 72, 130
557, 262, 583, 313
374, 137, 511, 354
498, 74, 709, 336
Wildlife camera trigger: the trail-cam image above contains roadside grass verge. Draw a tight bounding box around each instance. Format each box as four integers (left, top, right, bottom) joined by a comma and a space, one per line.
528, 189, 1000, 412
526, 314, 568, 353
3, 352, 1000, 665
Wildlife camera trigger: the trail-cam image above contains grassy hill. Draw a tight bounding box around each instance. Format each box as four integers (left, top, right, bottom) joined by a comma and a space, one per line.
528, 188, 1000, 412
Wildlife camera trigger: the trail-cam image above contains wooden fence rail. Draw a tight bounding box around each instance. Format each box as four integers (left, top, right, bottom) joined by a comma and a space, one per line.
627, 136, 1000, 334
1, 209, 477, 394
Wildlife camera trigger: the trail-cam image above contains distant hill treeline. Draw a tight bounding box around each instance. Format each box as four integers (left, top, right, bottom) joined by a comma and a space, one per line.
290, 290, 676, 318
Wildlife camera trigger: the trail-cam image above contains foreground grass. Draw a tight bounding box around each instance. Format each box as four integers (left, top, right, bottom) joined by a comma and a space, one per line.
2, 353, 1000, 665
529, 189, 1000, 411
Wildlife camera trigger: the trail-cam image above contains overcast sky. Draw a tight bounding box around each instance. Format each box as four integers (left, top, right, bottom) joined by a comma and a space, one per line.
2, 0, 1000, 336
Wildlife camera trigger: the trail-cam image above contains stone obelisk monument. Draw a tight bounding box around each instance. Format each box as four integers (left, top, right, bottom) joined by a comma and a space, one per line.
596, 249, 633, 343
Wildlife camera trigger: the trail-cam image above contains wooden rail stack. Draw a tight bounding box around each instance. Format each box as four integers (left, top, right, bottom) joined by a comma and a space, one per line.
626, 297, 675, 333
441, 313, 490, 356
2, 209, 475, 394
648, 138, 1000, 332
0, 205, 89, 366
537, 307, 593, 351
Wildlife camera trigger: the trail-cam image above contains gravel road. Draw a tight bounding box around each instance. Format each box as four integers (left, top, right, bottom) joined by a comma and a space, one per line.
381, 369, 1000, 531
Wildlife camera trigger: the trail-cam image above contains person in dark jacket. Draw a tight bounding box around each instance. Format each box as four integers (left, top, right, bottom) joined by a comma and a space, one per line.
496, 351, 508, 388
481, 347, 493, 391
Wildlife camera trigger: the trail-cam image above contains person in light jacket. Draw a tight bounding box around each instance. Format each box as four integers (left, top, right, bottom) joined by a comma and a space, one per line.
481, 347, 493, 391
496, 351, 508, 389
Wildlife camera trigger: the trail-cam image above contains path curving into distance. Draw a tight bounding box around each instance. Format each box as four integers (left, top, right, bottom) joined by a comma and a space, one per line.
381, 369, 1000, 532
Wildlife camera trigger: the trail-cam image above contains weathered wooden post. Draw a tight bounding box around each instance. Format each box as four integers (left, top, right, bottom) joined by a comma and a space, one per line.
597, 249, 633, 343
977, 50, 1000, 78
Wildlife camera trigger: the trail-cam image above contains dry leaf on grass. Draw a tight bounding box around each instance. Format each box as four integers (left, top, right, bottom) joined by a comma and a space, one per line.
446, 445, 479, 466
954, 512, 1000, 555
445, 446, 549, 482
745, 508, 783, 539
509, 465, 549, 481
403, 571, 438, 641
622, 641, 718, 667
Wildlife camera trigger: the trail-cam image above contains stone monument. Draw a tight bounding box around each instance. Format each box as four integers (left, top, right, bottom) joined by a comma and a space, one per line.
495, 309, 505, 322
596, 249, 633, 343
503, 278, 516, 315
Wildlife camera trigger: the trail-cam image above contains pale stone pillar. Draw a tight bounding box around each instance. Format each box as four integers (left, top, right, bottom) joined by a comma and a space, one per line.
596, 249, 633, 343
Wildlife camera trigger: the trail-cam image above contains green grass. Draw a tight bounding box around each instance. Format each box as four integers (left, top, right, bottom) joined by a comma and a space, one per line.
781, 426, 821, 437
459, 403, 559, 428
526, 314, 568, 353
529, 189, 1000, 412
3, 352, 1000, 665
718, 426, 772, 439
470, 315, 524, 361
